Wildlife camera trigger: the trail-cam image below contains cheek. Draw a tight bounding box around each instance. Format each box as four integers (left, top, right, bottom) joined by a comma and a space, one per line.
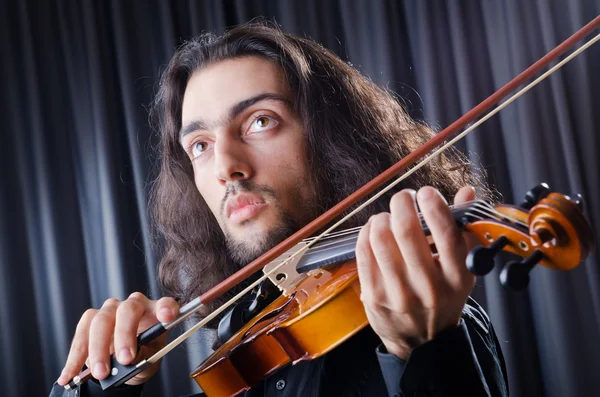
268, 149, 314, 202
194, 171, 222, 216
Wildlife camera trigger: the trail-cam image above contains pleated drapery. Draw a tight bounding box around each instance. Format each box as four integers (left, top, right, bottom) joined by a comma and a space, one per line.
1, 1, 599, 396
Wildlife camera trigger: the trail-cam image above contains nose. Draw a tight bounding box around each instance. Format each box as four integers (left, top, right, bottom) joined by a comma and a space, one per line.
213, 135, 252, 185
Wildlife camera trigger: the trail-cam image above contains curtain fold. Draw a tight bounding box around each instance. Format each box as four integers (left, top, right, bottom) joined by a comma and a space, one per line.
1, 1, 599, 396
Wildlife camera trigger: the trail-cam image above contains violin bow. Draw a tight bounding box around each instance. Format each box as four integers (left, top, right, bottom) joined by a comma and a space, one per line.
67, 14, 600, 391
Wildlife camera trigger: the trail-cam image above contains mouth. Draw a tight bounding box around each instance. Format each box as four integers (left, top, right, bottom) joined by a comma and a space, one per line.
225, 194, 268, 224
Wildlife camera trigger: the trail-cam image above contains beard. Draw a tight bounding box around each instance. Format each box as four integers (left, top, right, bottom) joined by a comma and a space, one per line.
224, 212, 301, 266
219, 180, 318, 267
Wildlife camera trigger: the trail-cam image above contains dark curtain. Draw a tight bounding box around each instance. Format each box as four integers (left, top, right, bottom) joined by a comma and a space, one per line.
1, 1, 599, 396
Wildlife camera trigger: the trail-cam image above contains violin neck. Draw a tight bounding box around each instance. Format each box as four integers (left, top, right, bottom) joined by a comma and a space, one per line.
295, 201, 482, 273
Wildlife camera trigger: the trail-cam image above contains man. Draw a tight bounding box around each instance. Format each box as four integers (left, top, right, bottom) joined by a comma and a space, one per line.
51, 22, 508, 396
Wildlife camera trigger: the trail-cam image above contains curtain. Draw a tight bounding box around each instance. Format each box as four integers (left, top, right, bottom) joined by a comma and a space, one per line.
1, 1, 598, 396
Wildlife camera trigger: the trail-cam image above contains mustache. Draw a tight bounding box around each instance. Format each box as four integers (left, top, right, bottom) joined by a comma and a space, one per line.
219, 181, 277, 217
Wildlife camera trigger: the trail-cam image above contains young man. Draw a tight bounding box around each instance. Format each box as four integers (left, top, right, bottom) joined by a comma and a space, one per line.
52, 22, 508, 396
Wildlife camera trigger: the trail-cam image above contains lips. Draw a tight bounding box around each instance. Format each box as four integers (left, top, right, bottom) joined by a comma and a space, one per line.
225, 193, 267, 223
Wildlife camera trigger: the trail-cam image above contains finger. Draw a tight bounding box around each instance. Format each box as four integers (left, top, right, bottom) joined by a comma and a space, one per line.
389, 189, 440, 307
390, 189, 437, 273
366, 212, 409, 298
155, 296, 180, 323
57, 309, 97, 385
453, 186, 479, 249
418, 187, 471, 289
453, 186, 476, 205
355, 219, 387, 305
113, 293, 148, 365
88, 298, 120, 379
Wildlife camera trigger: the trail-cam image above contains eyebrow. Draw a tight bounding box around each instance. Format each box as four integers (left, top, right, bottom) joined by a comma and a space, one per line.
178, 93, 292, 141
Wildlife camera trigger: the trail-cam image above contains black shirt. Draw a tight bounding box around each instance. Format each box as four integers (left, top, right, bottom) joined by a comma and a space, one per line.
49, 298, 508, 397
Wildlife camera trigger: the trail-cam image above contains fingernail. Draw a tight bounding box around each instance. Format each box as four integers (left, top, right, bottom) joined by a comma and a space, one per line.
118, 348, 132, 362
94, 362, 107, 377
417, 186, 435, 200
158, 307, 172, 319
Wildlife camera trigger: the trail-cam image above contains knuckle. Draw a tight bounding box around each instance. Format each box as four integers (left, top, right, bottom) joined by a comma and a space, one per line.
359, 292, 381, 309
102, 298, 120, 309
392, 294, 413, 313
114, 318, 136, 334
83, 308, 98, 319
392, 219, 414, 242
128, 291, 147, 301
117, 298, 143, 315
76, 309, 98, 331
91, 310, 116, 326
360, 285, 387, 306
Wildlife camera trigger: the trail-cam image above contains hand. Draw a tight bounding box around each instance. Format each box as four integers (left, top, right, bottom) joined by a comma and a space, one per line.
56, 293, 179, 386
355, 186, 477, 359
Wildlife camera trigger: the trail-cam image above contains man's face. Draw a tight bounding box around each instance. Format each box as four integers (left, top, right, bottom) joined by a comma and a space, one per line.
180, 56, 318, 264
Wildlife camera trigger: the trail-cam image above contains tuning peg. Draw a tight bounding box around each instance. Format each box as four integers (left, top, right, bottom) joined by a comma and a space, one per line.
466, 236, 509, 276
499, 250, 544, 290
520, 183, 551, 210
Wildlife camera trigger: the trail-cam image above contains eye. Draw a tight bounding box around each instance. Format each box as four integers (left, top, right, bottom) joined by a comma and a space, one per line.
190, 141, 211, 158
248, 115, 278, 134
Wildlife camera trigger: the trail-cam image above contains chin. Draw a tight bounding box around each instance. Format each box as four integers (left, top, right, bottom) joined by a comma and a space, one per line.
225, 234, 271, 266
224, 219, 298, 266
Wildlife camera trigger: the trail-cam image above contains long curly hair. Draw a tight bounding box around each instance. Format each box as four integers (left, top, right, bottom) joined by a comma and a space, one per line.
149, 21, 491, 312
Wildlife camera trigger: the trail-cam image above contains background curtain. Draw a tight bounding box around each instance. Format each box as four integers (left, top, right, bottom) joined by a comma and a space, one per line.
1, 1, 599, 396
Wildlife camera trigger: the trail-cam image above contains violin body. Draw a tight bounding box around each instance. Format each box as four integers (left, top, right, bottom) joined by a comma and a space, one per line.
191, 259, 367, 396
190, 192, 593, 396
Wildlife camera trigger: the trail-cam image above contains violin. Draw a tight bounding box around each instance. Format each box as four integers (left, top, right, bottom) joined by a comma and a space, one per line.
65, 15, 600, 396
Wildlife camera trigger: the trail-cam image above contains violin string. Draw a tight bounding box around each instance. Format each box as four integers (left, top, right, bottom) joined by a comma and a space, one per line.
298, 198, 526, 247
299, 201, 488, 246
464, 212, 484, 221
296, 201, 495, 256
473, 201, 528, 228
139, 31, 600, 367
301, 200, 530, 258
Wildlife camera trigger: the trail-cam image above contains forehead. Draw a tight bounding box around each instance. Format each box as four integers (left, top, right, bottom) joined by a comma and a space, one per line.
181, 56, 290, 124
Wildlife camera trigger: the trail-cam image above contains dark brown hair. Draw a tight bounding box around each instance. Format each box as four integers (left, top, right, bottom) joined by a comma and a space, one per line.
149, 21, 491, 309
